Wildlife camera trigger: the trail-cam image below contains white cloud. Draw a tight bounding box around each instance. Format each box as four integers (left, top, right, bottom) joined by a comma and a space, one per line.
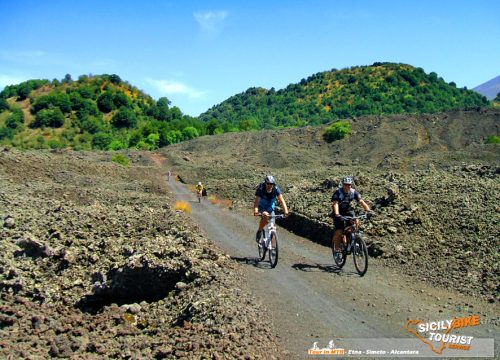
194, 10, 228, 33
147, 79, 207, 99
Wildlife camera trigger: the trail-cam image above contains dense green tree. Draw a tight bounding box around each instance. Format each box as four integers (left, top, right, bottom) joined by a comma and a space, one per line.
0, 127, 15, 140
30, 108, 65, 128
77, 115, 105, 134
32, 92, 72, 114
156, 97, 171, 121
97, 91, 115, 113
5, 108, 24, 130
0, 98, 9, 111
62, 74, 73, 84
113, 91, 130, 108
92, 132, 113, 150
111, 107, 137, 128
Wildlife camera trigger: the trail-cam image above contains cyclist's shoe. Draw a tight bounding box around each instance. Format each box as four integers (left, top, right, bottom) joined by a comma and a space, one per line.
334, 250, 343, 263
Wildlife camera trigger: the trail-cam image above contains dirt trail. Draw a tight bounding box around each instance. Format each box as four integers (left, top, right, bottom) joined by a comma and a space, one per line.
151, 153, 498, 359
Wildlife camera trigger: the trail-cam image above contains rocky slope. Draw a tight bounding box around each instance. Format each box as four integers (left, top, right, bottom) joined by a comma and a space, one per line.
0, 148, 282, 358
162, 108, 500, 303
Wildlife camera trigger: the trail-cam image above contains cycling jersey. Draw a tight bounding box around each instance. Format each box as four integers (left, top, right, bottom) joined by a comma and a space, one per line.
255, 183, 282, 213
195, 185, 203, 192
331, 187, 361, 215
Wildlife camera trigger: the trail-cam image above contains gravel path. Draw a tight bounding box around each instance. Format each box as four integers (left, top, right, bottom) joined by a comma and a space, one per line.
166, 170, 499, 359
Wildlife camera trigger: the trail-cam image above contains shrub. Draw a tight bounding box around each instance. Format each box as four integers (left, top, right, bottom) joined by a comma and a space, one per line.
111, 153, 130, 166
47, 138, 65, 149
0, 127, 14, 140
174, 201, 192, 213
485, 135, 500, 144
92, 132, 113, 150
108, 139, 128, 150
323, 121, 352, 142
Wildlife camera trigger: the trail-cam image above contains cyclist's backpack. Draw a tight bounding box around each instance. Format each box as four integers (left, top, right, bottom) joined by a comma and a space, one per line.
202, 189, 207, 196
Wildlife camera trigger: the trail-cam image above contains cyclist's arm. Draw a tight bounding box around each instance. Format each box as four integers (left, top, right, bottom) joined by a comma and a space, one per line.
277, 194, 289, 216
253, 196, 261, 216
332, 200, 340, 217
359, 199, 370, 213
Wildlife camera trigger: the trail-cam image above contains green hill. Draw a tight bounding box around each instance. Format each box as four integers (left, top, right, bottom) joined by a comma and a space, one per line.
198, 62, 489, 130
0, 74, 205, 150
0, 63, 491, 150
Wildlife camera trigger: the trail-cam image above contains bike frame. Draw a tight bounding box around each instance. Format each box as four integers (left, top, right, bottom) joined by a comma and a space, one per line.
256, 213, 285, 268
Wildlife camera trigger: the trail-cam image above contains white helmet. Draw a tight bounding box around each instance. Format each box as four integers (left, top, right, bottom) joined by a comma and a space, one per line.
198, 182, 202, 185
264, 175, 275, 184
342, 176, 354, 185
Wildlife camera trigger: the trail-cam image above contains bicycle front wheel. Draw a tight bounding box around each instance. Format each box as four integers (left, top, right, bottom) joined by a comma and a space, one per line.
269, 232, 279, 268
258, 241, 267, 261
352, 235, 368, 276
332, 235, 347, 268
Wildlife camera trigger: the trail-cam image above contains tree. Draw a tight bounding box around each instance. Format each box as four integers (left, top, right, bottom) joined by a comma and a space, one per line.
113, 91, 130, 108
5, 108, 24, 130
92, 132, 113, 150
0, 98, 9, 112
30, 108, 65, 128
97, 91, 115, 113
111, 107, 137, 128
62, 74, 73, 84
157, 97, 171, 121
494, 92, 500, 102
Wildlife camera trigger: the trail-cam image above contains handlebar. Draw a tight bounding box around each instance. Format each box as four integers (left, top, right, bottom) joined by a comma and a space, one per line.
337, 212, 374, 221
254, 213, 286, 219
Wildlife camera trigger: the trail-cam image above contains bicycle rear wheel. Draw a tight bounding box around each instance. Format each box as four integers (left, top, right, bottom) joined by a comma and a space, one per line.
352, 235, 368, 276
269, 232, 279, 268
332, 235, 347, 268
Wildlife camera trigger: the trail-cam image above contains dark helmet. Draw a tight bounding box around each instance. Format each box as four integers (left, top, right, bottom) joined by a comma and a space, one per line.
264, 175, 275, 184
342, 176, 354, 185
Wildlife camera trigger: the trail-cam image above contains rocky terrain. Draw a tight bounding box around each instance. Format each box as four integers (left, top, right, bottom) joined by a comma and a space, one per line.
0, 148, 282, 358
1, 107, 498, 359
162, 108, 500, 304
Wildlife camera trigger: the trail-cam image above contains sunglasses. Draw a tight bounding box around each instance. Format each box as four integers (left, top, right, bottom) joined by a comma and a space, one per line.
265, 183, 274, 186
344, 183, 352, 186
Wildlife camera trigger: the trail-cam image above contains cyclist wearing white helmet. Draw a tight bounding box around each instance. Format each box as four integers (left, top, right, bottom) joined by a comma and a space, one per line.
253, 175, 289, 242
331, 176, 371, 254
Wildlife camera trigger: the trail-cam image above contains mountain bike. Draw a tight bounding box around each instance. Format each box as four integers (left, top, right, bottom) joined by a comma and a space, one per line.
332, 213, 371, 276
255, 214, 285, 268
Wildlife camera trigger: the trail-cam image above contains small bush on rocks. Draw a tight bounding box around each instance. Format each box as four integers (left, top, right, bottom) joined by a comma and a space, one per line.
111, 154, 130, 166
323, 120, 351, 142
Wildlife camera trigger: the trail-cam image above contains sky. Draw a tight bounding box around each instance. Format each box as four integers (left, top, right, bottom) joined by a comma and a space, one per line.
0, 0, 499, 117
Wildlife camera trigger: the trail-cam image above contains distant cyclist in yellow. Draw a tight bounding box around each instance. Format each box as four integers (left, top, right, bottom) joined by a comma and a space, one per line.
195, 181, 204, 202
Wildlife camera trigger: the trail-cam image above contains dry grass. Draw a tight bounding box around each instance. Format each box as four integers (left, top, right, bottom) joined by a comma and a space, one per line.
174, 201, 192, 213
207, 194, 233, 207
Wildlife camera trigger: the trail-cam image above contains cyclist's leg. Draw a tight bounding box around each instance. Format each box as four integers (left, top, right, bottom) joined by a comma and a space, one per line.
256, 207, 268, 242
332, 216, 344, 252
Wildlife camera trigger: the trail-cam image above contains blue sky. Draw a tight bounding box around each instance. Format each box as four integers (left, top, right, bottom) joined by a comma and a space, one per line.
1, 0, 499, 116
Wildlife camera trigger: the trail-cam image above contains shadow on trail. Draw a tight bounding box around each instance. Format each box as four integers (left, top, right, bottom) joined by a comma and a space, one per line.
231, 256, 274, 269
291, 262, 344, 275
